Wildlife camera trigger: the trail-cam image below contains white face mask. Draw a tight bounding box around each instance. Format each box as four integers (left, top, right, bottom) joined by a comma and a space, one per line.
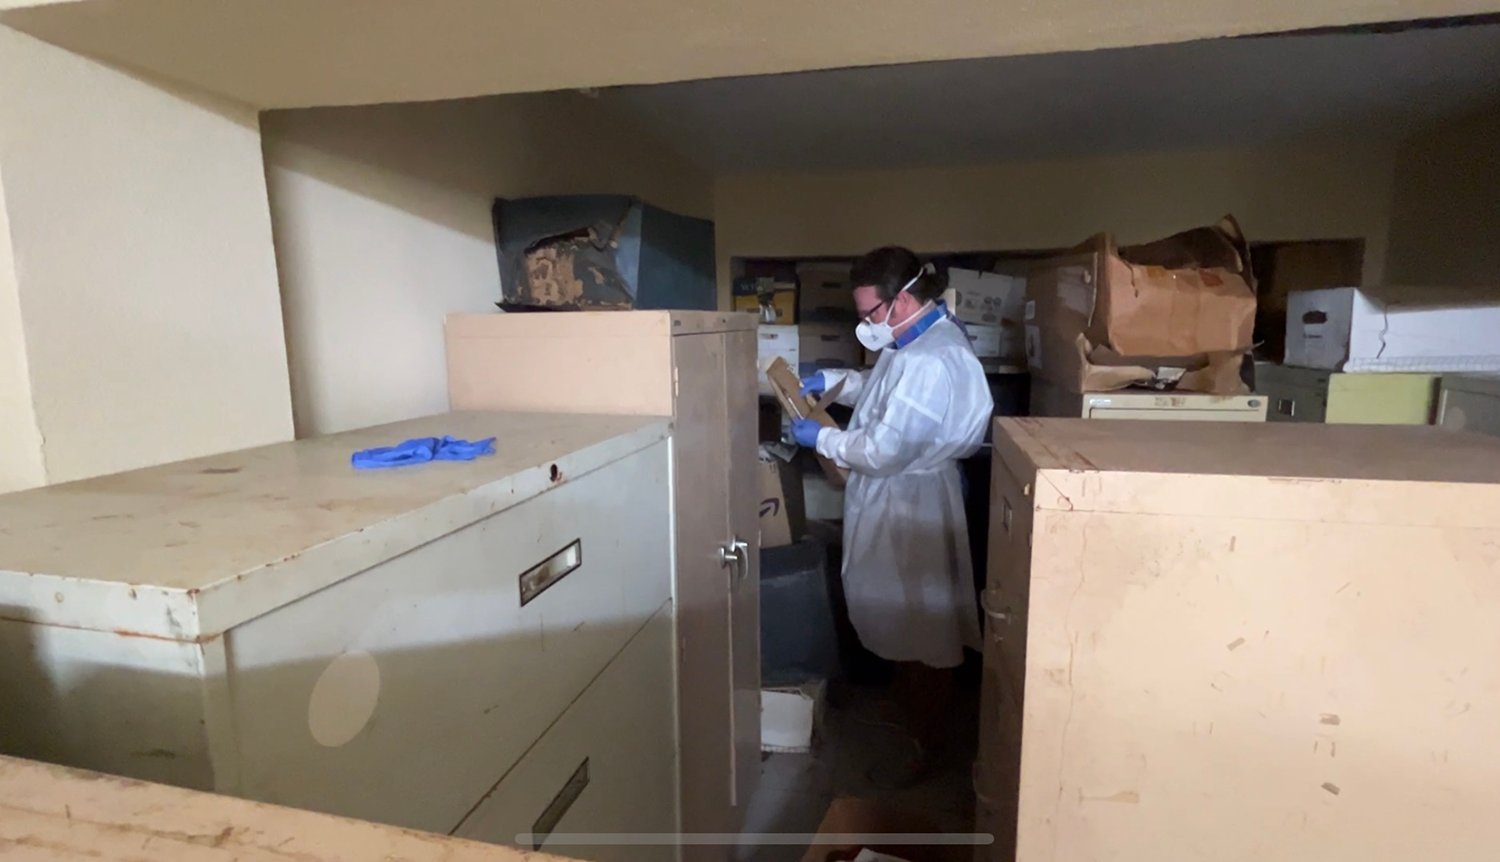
856, 269, 932, 352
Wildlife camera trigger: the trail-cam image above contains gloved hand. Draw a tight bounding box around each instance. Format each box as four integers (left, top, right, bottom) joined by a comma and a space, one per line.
791, 418, 824, 449
799, 372, 826, 397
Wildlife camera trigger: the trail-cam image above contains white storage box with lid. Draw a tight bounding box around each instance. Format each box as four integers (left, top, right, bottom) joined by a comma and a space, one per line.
1285, 286, 1500, 372
1031, 381, 1267, 421
756, 323, 861, 395
0, 411, 677, 851
978, 418, 1500, 862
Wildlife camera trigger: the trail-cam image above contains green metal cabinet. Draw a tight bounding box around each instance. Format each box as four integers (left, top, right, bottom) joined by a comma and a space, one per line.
1255, 364, 1437, 425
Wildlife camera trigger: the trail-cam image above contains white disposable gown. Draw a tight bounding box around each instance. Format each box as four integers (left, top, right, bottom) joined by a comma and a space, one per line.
816, 311, 993, 668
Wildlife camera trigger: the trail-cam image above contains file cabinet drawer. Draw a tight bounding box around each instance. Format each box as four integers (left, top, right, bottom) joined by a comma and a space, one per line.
224, 442, 673, 834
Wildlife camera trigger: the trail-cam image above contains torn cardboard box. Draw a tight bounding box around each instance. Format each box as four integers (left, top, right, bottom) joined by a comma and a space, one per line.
1025, 216, 1257, 394
765, 357, 849, 487
492, 195, 717, 311
758, 444, 806, 549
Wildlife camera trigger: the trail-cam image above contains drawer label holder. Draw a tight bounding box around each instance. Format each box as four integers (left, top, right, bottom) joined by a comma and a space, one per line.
518, 539, 583, 606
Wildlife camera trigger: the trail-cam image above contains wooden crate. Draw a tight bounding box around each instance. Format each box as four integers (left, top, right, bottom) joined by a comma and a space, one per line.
978, 418, 1500, 862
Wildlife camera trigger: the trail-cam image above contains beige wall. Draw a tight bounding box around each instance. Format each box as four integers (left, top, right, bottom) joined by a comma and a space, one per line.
714, 140, 1398, 302
0, 162, 46, 494
1385, 103, 1500, 288
262, 92, 713, 437
0, 26, 293, 486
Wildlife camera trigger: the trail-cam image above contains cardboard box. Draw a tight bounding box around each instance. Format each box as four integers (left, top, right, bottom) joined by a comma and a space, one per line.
757, 325, 801, 396
1025, 216, 1256, 395
949, 268, 1026, 327
494, 195, 716, 311
800, 798, 971, 862
758, 324, 863, 395
963, 324, 1004, 359
1258, 241, 1364, 362
758, 445, 806, 549
766, 357, 849, 486
801, 323, 862, 372
734, 290, 796, 324
798, 262, 857, 323
1285, 286, 1500, 372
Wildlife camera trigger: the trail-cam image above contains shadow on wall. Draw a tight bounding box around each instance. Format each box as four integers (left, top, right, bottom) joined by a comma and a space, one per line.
259, 91, 713, 245
1385, 99, 1500, 289
0, 26, 259, 132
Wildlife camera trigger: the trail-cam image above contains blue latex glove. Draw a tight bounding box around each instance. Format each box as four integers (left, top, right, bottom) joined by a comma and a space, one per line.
351, 436, 497, 470
799, 372, 827, 397
791, 418, 824, 449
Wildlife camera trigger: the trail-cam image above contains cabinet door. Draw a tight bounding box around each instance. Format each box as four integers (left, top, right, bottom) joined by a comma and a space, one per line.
671, 333, 739, 857
724, 327, 762, 817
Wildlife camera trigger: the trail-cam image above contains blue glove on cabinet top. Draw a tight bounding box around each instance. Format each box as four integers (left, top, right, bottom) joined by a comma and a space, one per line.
351, 436, 496, 469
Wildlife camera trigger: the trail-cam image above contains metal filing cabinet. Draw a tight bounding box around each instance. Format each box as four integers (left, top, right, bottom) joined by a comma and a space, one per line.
446, 311, 762, 859
1256, 363, 1438, 424
1438, 374, 1500, 438
1031, 381, 1267, 422
978, 419, 1500, 862
0, 412, 678, 862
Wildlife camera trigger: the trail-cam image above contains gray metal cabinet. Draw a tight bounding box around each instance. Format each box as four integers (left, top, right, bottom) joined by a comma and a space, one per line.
1254, 363, 1330, 422
447, 311, 762, 857
1438, 374, 1500, 438
0, 412, 675, 846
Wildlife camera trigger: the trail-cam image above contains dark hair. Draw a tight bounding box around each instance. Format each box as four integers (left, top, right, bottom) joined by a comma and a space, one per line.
850, 246, 943, 303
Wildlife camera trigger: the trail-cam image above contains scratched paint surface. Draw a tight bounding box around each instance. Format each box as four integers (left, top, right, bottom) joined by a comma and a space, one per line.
975, 419, 1500, 862
0, 755, 569, 861
1012, 493, 1500, 860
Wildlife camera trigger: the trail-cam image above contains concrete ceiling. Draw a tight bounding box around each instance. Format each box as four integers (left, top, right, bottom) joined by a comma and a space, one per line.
597, 23, 1500, 173
4, 0, 1500, 109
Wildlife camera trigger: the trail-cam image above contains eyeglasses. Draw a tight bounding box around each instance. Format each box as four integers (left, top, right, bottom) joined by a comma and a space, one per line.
859, 300, 890, 325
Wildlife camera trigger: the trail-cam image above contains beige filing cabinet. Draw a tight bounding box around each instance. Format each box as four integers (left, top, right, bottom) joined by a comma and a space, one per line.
1255, 363, 1438, 424
1031, 381, 1267, 421
1438, 374, 1500, 437
978, 418, 1500, 862
446, 311, 761, 854
0, 412, 678, 862
0, 754, 589, 862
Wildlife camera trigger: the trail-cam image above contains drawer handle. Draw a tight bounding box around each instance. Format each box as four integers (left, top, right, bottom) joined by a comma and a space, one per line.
519, 540, 582, 607
531, 757, 590, 850
980, 591, 1010, 643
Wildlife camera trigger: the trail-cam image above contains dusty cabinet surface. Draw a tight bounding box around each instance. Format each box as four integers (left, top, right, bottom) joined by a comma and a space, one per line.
0, 411, 675, 842
980, 418, 1500, 862
446, 310, 763, 850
